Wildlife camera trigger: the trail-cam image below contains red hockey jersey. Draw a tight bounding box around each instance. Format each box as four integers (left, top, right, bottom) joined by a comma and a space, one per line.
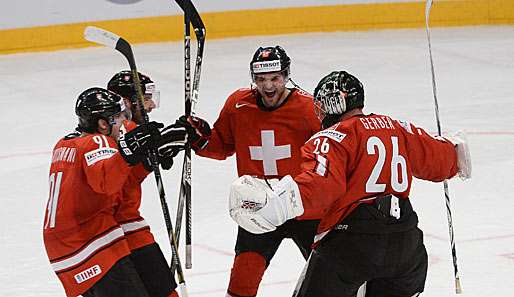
197, 88, 320, 180
43, 131, 132, 296
294, 114, 459, 232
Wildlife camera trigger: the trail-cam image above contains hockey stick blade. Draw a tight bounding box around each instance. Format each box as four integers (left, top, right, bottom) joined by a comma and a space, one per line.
425, 0, 433, 24
175, 0, 205, 36
84, 26, 119, 49
84, 26, 136, 70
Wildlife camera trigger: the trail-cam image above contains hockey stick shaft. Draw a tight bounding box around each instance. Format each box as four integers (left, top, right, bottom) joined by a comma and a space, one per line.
183, 9, 193, 270
173, 0, 206, 272
172, 10, 192, 274
84, 26, 189, 297
424, 1, 462, 294
186, 0, 205, 269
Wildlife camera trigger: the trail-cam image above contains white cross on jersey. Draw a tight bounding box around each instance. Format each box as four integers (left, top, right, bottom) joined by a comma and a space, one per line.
249, 130, 291, 175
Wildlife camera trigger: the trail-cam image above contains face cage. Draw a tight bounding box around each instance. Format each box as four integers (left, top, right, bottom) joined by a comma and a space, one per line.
314, 90, 347, 122
313, 99, 327, 122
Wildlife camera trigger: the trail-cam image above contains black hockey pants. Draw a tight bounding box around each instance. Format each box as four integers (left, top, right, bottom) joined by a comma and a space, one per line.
296, 197, 428, 297
82, 255, 150, 297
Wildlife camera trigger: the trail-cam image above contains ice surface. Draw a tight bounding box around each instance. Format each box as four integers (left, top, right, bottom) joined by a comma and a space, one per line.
1, 26, 513, 296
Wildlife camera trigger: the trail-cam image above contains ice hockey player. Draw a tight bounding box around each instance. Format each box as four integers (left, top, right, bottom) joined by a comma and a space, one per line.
43, 87, 183, 297
229, 70, 472, 297
108, 71, 186, 297
176, 46, 321, 297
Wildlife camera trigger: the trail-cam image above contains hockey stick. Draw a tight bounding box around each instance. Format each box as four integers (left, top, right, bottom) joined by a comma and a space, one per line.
424, 1, 463, 294
173, 0, 206, 272
84, 26, 189, 297
170, 11, 191, 275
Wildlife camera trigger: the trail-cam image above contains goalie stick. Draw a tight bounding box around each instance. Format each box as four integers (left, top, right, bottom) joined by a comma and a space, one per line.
172, 0, 206, 272
424, 0, 463, 294
84, 26, 189, 297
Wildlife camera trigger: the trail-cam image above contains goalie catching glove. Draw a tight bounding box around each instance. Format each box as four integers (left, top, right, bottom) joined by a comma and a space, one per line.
229, 175, 304, 234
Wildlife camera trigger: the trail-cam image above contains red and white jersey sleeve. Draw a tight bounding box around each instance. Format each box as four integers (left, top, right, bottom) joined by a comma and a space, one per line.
295, 114, 459, 233
197, 88, 320, 179
43, 133, 132, 296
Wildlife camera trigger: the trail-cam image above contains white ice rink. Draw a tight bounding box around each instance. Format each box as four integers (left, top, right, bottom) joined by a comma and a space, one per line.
1, 25, 513, 296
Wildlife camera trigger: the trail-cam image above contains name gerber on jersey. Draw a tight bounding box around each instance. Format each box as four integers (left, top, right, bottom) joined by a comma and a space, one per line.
74, 264, 102, 284
360, 116, 396, 130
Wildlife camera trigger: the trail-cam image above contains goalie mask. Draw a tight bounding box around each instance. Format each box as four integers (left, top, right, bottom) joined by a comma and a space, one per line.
313, 70, 364, 122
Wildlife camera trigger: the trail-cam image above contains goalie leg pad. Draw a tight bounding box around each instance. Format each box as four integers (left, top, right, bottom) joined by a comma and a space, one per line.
227, 252, 267, 297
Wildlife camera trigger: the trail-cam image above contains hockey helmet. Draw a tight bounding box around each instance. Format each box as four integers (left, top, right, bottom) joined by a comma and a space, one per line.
250, 46, 291, 80
107, 70, 159, 107
313, 70, 364, 121
75, 87, 129, 133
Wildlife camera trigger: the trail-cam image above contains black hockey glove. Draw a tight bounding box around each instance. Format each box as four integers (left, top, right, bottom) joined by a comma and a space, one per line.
142, 123, 187, 171
118, 121, 163, 166
177, 115, 211, 151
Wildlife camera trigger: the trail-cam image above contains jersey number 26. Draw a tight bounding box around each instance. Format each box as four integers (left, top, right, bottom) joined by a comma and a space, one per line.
366, 136, 408, 193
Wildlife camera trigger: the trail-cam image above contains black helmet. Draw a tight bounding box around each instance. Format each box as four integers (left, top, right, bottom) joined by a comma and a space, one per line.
75, 87, 126, 133
250, 46, 291, 79
107, 70, 154, 103
313, 71, 364, 120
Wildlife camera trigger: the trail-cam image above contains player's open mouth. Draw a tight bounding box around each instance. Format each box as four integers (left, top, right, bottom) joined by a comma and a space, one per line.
264, 91, 276, 98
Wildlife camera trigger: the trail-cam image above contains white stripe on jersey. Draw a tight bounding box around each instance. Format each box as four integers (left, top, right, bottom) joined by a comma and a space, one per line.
51, 227, 124, 272
120, 219, 149, 233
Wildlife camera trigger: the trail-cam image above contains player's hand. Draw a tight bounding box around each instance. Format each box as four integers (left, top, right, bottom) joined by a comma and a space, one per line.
118, 121, 163, 166
159, 123, 187, 169
177, 115, 211, 151
142, 123, 187, 171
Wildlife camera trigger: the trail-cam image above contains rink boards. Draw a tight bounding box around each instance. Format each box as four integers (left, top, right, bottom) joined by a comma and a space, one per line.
1, 0, 514, 54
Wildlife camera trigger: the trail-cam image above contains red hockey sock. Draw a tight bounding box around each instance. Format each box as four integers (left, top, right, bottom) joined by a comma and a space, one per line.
227, 252, 267, 297
168, 290, 179, 297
